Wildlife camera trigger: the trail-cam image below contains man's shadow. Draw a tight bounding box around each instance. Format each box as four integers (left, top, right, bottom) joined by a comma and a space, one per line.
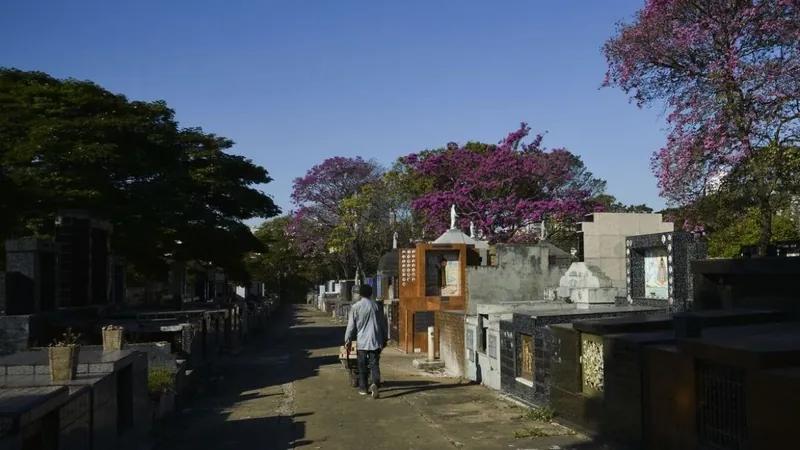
474, 352, 483, 384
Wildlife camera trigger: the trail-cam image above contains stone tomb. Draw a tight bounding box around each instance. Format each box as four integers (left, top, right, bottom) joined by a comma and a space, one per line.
691, 256, 800, 311
547, 309, 787, 448
556, 262, 616, 309
1, 239, 58, 315
645, 319, 800, 449
0, 386, 76, 450
396, 241, 480, 354
0, 348, 149, 450
548, 317, 675, 446
465, 311, 511, 390
625, 231, 706, 312
498, 305, 664, 406
465, 302, 565, 389
105, 307, 228, 369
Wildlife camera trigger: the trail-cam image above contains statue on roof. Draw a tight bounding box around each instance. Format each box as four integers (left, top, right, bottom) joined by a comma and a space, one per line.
470, 221, 475, 238
392, 231, 398, 249
450, 204, 457, 229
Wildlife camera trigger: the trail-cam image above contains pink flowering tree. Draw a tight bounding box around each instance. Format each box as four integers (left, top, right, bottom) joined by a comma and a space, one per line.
287, 157, 383, 279
603, 0, 800, 256
404, 123, 605, 243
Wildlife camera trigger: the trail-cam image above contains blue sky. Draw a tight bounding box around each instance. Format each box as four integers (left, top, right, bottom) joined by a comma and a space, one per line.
1, 0, 668, 218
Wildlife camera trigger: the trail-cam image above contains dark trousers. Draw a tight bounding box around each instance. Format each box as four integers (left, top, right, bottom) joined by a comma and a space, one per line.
356, 349, 382, 390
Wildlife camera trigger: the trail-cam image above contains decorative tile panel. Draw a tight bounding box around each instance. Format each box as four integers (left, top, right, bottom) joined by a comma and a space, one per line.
626, 232, 707, 312
520, 334, 533, 379
581, 333, 604, 397
400, 249, 416, 286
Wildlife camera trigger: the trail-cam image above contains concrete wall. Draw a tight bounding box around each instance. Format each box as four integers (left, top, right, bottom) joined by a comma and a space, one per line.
466, 314, 509, 391
437, 311, 466, 378
466, 244, 570, 315
580, 213, 673, 297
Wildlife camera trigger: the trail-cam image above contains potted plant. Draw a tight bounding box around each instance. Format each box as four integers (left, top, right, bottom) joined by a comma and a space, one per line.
102, 325, 125, 352
48, 328, 81, 382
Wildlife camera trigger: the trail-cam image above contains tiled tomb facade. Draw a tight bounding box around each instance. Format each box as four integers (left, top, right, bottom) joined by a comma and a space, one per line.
625, 231, 707, 312
497, 305, 665, 407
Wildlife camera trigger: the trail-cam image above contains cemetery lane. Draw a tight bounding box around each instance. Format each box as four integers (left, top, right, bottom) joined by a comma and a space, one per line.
152, 304, 605, 450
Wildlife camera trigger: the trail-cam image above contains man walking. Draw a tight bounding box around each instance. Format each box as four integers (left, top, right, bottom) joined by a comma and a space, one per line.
344, 284, 388, 398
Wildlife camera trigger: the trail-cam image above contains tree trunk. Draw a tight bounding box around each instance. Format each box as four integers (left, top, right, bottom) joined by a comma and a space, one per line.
277, 272, 283, 304
757, 196, 773, 258
353, 239, 366, 284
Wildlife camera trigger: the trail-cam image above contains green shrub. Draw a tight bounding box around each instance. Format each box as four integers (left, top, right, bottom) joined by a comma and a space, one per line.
147, 367, 176, 396
524, 406, 555, 422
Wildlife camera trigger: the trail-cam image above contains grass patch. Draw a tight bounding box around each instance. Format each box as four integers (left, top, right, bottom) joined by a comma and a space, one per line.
523, 406, 555, 422
514, 427, 548, 438
147, 367, 176, 396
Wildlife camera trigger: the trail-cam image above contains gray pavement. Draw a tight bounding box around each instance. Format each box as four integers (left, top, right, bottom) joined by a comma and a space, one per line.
153, 305, 608, 450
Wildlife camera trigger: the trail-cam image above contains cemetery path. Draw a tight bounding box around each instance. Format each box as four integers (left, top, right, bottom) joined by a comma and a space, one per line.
152, 304, 608, 450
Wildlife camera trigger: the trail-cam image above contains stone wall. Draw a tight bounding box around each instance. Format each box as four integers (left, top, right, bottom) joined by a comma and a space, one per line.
0, 315, 32, 354
579, 213, 674, 297
437, 310, 466, 377
466, 244, 570, 314
59, 386, 93, 450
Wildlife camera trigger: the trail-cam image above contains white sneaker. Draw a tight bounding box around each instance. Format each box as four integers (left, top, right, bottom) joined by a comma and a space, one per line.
370, 383, 380, 399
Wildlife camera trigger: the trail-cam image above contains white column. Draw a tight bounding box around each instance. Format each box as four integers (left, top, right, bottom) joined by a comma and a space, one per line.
427, 326, 435, 361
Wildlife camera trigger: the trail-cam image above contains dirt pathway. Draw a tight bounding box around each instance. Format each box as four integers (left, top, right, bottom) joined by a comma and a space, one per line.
153, 305, 606, 450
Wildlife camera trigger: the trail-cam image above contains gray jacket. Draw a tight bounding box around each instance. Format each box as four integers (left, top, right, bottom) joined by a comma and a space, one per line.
344, 297, 388, 351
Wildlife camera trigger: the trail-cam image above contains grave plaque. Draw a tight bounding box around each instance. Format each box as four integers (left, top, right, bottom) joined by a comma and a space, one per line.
520, 334, 533, 379
644, 247, 669, 299
487, 335, 497, 359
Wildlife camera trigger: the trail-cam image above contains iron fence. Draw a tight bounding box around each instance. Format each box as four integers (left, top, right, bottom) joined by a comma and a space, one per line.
696, 360, 748, 450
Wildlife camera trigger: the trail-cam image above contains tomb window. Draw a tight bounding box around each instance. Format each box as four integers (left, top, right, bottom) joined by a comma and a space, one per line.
519, 333, 534, 380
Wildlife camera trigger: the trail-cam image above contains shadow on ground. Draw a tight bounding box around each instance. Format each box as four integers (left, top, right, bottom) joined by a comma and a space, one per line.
152, 302, 327, 450
379, 379, 468, 399
155, 413, 311, 449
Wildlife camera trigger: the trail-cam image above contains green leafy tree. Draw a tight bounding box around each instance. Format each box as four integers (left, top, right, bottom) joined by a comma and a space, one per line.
708, 208, 799, 258
247, 217, 316, 301
0, 68, 279, 280
593, 194, 653, 214
289, 157, 384, 280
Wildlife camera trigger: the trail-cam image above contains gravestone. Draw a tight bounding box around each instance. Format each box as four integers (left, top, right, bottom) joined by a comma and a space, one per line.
89, 225, 111, 305
110, 256, 126, 305
625, 231, 707, 312
3, 238, 58, 314
556, 262, 616, 309
55, 211, 114, 308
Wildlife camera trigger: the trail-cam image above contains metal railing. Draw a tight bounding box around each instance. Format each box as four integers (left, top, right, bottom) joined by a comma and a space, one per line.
696, 360, 748, 450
